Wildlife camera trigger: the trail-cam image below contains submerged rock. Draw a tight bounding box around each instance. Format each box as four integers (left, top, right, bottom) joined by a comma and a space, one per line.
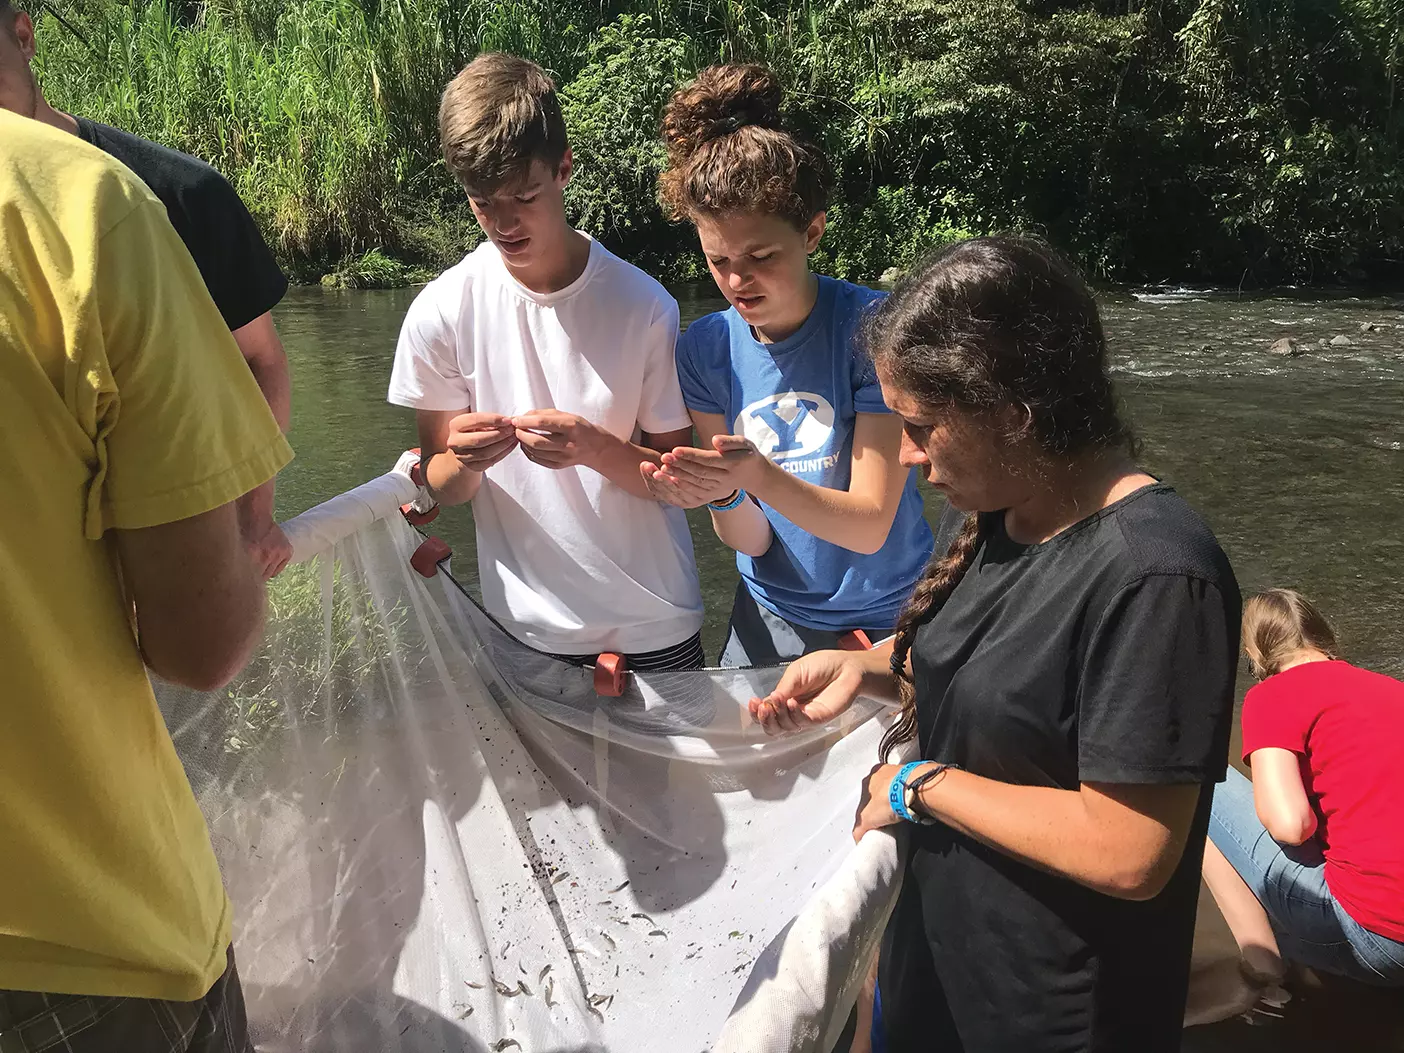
1360, 322, 1380, 333
1268, 337, 1303, 356
1330, 334, 1354, 347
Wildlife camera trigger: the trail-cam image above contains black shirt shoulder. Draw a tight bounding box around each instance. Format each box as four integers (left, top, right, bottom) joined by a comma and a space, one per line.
1096, 482, 1235, 589
75, 118, 287, 331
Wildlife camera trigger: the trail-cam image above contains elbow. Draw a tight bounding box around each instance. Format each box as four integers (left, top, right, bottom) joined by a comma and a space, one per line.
1260, 806, 1316, 846
1099, 853, 1179, 902
144, 638, 258, 693
848, 517, 893, 557
138, 595, 266, 692
737, 535, 773, 559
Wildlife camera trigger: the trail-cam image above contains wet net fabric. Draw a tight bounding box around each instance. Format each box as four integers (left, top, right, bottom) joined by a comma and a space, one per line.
155, 465, 905, 1053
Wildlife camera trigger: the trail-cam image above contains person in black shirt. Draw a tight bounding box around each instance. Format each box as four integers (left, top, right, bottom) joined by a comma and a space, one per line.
0, 0, 293, 578
751, 237, 1240, 1051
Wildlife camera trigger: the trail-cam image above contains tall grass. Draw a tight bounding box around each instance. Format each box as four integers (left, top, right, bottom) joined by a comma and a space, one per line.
36, 0, 539, 273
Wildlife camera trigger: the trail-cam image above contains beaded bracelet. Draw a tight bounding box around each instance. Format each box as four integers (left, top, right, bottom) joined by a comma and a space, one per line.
708, 488, 747, 512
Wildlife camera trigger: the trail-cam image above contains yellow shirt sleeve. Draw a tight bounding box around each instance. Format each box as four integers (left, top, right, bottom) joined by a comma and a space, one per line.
85, 196, 292, 537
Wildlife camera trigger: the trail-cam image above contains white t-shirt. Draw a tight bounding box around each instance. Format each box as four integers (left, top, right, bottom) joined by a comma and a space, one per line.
388, 235, 704, 655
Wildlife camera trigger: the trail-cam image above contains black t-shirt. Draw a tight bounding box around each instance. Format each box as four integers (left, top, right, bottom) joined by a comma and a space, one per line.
76, 118, 287, 331
877, 484, 1240, 1053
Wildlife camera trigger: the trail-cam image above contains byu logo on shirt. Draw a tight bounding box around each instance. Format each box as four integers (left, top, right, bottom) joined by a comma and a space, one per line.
736, 391, 837, 462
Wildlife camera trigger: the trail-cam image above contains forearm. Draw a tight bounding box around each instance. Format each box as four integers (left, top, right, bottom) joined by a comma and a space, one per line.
913, 771, 1182, 900
590, 434, 667, 500
750, 461, 895, 555
425, 449, 484, 506
856, 640, 900, 701
709, 496, 773, 557
237, 478, 276, 537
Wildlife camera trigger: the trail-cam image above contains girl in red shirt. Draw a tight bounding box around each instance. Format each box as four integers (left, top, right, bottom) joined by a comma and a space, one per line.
1204, 588, 1404, 988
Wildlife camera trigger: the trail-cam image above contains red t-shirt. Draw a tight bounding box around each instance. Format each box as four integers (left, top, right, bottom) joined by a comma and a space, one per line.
1241, 660, 1404, 942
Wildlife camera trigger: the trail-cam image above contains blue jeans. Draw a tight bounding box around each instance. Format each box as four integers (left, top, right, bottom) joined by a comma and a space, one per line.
1208, 767, 1404, 986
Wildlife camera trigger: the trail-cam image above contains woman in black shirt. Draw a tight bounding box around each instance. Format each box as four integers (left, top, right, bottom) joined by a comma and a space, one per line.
751, 238, 1240, 1051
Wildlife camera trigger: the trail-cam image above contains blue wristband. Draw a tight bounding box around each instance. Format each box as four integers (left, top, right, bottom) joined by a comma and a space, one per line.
708, 488, 747, 512
889, 761, 927, 823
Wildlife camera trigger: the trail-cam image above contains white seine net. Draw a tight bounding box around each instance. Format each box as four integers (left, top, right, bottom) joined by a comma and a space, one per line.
155, 462, 906, 1053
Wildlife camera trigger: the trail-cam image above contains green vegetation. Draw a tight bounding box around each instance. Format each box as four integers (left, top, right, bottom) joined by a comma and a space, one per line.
33, 0, 1404, 285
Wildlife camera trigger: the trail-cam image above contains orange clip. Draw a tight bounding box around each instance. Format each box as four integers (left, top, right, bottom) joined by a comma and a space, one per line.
593, 652, 628, 697
837, 629, 874, 652
410, 536, 452, 578
402, 503, 439, 526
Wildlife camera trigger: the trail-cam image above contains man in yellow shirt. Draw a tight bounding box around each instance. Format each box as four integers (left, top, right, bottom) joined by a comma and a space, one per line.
1, 0, 294, 579
0, 110, 291, 1049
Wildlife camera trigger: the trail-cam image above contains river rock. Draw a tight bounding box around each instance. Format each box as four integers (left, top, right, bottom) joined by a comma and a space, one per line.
1330, 334, 1353, 347
1360, 322, 1379, 332
1268, 337, 1303, 356
879, 266, 902, 283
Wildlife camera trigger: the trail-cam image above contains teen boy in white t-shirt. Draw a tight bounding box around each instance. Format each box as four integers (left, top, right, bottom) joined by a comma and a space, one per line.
388, 53, 704, 668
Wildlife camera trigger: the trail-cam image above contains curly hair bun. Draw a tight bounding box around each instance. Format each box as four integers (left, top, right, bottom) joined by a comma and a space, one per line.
661, 64, 783, 162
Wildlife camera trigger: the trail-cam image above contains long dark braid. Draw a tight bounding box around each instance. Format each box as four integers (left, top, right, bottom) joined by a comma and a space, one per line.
866, 235, 1135, 759
880, 513, 982, 759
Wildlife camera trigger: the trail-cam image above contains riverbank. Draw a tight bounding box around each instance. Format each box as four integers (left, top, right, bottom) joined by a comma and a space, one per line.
33, 0, 1404, 288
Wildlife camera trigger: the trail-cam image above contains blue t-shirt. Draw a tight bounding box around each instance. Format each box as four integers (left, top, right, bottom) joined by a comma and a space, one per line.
676, 276, 934, 632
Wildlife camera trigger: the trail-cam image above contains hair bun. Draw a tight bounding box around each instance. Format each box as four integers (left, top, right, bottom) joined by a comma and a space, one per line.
661, 64, 784, 161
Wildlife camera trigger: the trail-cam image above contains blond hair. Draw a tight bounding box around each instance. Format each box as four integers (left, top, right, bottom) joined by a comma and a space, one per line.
439, 53, 568, 194
1242, 588, 1340, 679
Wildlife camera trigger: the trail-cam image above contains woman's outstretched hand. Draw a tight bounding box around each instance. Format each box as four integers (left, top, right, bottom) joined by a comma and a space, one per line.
748, 649, 865, 734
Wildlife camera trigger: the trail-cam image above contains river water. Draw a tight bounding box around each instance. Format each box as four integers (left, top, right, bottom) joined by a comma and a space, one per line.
273, 284, 1404, 682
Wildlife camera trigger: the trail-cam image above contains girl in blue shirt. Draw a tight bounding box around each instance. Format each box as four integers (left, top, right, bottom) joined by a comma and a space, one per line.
641, 63, 933, 666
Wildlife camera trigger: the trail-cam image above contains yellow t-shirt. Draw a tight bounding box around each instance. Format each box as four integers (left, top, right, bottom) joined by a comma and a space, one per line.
0, 112, 293, 1000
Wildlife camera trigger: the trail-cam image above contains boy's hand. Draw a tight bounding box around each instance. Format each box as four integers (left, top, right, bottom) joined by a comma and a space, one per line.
246, 519, 293, 580
513, 411, 605, 470
447, 412, 518, 472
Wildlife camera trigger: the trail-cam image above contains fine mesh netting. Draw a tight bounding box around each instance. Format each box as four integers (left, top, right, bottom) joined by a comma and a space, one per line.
155, 462, 906, 1053
154, 460, 1256, 1052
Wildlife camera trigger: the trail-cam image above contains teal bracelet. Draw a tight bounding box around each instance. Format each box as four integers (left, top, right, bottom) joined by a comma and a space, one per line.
889, 761, 926, 823
708, 488, 747, 512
